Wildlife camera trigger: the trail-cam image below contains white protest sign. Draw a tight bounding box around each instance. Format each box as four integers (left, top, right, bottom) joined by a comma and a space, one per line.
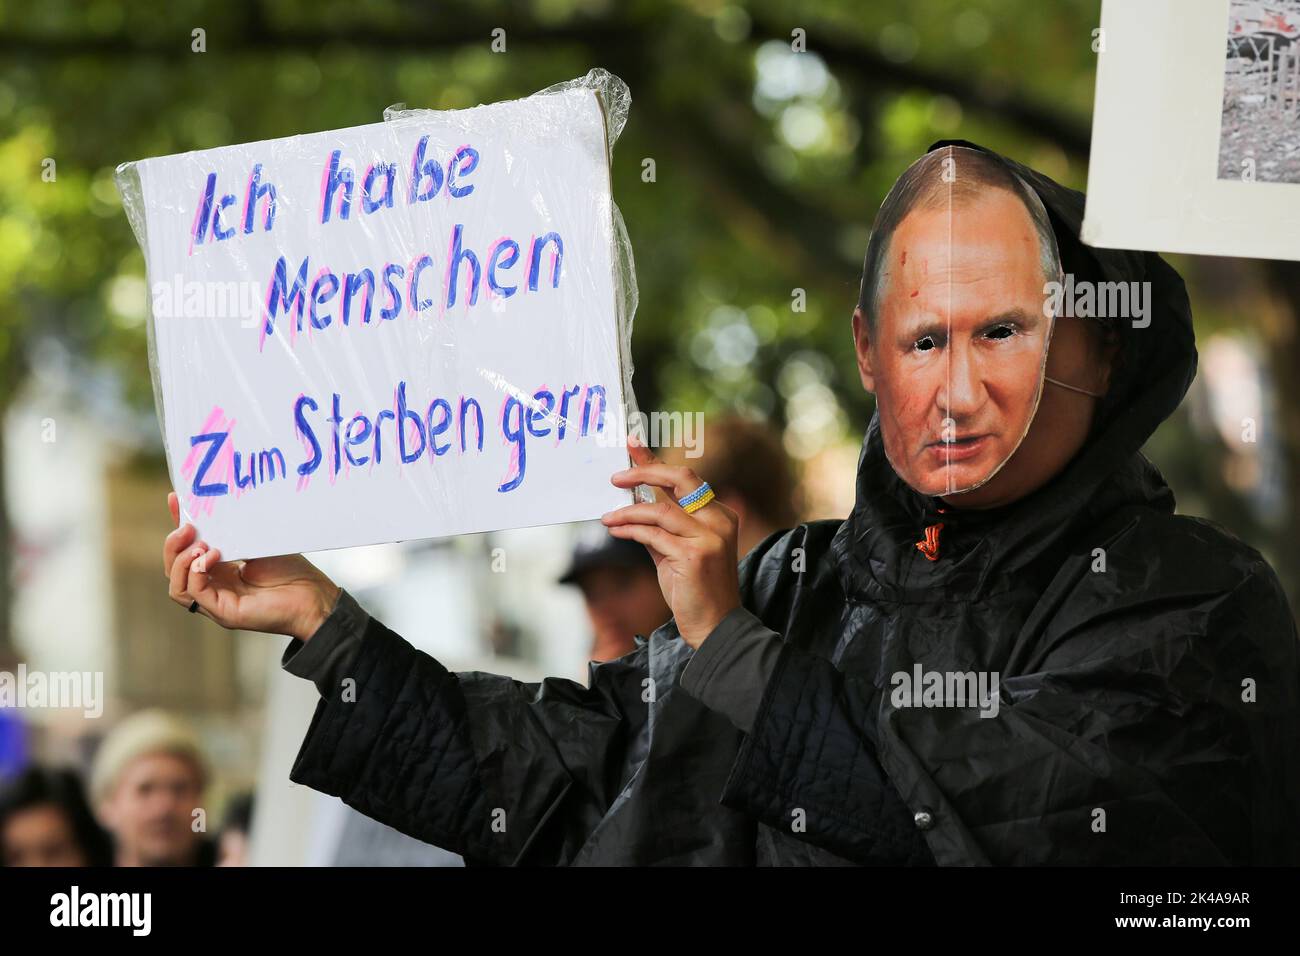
123, 83, 634, 559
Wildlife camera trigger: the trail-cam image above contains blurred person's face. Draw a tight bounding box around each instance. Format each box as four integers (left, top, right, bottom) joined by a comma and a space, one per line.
855, 189, 1052, 498
576, 565, 671, 662
2, 804, 88, 867
98, 752, 204, 866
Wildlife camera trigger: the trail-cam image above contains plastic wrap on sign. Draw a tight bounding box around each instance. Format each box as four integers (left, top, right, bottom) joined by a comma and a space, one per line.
115, 69, 641, 560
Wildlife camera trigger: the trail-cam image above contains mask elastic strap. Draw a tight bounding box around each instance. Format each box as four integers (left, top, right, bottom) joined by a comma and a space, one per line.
1044, 375, 1105, 399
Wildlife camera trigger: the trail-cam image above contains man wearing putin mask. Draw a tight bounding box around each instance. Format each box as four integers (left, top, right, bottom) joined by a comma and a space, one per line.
164, 142, 1299, 865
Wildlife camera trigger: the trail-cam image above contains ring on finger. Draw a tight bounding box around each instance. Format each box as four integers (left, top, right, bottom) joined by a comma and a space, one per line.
678, 482, 716, 514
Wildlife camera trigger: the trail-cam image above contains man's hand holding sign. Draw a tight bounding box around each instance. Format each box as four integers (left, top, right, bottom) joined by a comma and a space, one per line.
164, 491, 340, 641
604, 437, 740, 650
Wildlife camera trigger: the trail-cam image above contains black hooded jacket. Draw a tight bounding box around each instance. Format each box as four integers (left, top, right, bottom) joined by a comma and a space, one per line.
282, 141, 1300, 865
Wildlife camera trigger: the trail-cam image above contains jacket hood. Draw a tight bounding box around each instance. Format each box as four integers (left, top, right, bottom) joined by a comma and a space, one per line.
834, 139, 1199, 601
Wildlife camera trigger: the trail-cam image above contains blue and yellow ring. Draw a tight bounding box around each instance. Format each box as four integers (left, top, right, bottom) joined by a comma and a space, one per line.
679, 482, 715, 514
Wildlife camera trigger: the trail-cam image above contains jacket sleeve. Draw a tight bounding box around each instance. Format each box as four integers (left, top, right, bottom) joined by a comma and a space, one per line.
286, 611, 651, 867
715, 557, 1299, 865
678, 605, 785, 734
282, 589, 369, 698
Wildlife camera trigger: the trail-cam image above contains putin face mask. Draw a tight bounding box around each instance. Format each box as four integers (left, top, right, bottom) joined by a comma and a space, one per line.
859, 146, 1062, 497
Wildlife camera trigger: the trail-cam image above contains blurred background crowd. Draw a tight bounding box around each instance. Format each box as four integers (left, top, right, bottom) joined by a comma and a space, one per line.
2, 0, 1297, 865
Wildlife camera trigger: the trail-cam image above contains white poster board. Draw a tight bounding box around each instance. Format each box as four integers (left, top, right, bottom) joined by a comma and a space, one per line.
1085, 0, 1300, 261
119, 79, 635, 559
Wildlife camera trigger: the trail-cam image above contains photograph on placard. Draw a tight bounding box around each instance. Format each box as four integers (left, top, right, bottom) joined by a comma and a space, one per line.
1217, 0, 1300, 184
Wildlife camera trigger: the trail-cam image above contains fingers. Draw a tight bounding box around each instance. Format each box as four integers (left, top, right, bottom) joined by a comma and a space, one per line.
618, 434, 702, 494
167, 492, 179, 527
606, 522, 688, 559
620, 437, 703, 498
611, 462, 706, 500
169, 540, 207, 609
616, 436, 735, 533
187, 547, 223, 614
601, 500, 701, 538
163, 522, 197, 578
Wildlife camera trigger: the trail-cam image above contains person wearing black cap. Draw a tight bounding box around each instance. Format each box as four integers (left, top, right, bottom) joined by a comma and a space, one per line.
558, 523, 671, 663
162, 140, 1298, 865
